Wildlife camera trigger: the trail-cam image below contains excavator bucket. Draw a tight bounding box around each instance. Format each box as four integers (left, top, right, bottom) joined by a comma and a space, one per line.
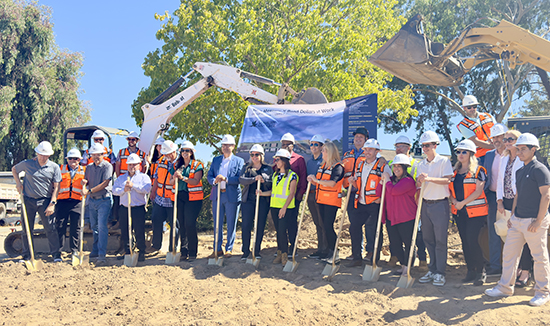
369, 14, 466, 86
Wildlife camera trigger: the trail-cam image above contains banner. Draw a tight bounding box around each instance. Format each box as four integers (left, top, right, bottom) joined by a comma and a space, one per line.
237, 94, 377, 160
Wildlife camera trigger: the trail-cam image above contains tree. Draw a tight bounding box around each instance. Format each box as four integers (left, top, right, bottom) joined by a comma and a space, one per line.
0, 1, 90, 169
132, 0, 416, 151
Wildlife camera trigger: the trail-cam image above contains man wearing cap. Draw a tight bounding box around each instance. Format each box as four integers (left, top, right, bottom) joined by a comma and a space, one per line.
55, 149, 86, 256
112, 153, 152, 262
81, 130, 116, 167
12, 141, 63, 262
115, 131, 147, 177
342, 127, 369, 191
81, 143, 114, 265
485, 133, 550, 307
306, 135, 328, 259
481, 123, 508, 276
457, 95, 496, 165
207, 135, 245, 258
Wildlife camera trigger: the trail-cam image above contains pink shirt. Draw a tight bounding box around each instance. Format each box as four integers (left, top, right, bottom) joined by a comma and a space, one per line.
376, 176, 418, 225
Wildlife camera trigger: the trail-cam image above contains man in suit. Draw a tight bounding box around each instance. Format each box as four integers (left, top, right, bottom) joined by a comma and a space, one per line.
207, 134, 245, 258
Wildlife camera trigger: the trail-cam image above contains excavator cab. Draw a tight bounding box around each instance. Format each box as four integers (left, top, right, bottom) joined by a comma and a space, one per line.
63, 126, 129, 164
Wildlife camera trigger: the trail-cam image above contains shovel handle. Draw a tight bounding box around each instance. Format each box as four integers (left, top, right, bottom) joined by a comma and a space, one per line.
19, 194, 35, 261
292, 181, 311, 261
405, 183, 426, 276
171, 178, 178, 254
372, 180, 387, 269
127, 176, 134, 255
330, 185, 353, 269
251, 179, 261, 261
214, 183, 221, 259
79, 194, 86, 256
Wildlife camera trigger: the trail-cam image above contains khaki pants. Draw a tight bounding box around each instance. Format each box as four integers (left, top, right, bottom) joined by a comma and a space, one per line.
495, 214, 550, 296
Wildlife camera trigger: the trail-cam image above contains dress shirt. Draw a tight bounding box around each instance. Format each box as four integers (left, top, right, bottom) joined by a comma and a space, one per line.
112, 171, 152, 207
219, 154, 232, 189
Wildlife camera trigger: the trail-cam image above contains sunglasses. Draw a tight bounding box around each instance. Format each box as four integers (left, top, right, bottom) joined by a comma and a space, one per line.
309, 143, 321, 147
67, 157, 80, 161
94, 138, 104, 142
274, 158, 280, 162
421, 143, 433, 148
281, 143, 290, 148
250, 153, 261, 157
503, 137, 517, 143
465, 105, 477, 109
127, 138, 137, 142
181, 149, 193, 153
455, 150, 469, 155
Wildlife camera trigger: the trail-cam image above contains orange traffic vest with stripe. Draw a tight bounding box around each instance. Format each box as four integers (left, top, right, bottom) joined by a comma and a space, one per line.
354, 158, 385, 208
449, 166, 489, 217
150, 155, 164, 178
118, 148, 147, 175
156, 156, 174, 201
457, 113, 494, 158
187, 160, 204, 201
58, 164, 86, 201
83, 146, 113, 165
342, 149, 365, 188
316, 162, 344, 207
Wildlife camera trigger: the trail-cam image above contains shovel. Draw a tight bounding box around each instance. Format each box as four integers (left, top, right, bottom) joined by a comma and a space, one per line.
208, 184, 223, 266
397, 184, 426, 288
284, 181, 311, 272
124, 177, 139, 267
72, 192, 89, 267
247, 179, 262, 268
166, 179, 181, 264
19, 194, 44, 271
363, 180, 386, 282
322, 185, 352, 280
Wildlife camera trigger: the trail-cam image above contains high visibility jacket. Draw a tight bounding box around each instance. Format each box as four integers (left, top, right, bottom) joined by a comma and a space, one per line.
118, 148, 147, 175
58, 164, 86, 201
316, 162, 344, 207
83, 146, 113, 165
156, 157, 174, 201
449, 166, 489, 217
354, 158, 385, 208
342, 149, 365, 188
457, 113, 495, 158
270, 170, 298, 209
150, 155, 164, 178
186, 160, 204, 201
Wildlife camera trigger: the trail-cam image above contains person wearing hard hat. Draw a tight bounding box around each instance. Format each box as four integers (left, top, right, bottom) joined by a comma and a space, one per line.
449, 139, 489, 286
81, 130, 116, 167
305, 135, 328, 259
12, 141, 63, 262
148, 140, 180, 256
81, 143, 114, 265
416, 130, 454, 286
342, 127, 369, 199
486, 133, 550, 307
112, 153, 152, 262
239, 144, 273, 260
115, 131, 147, 177
307, 141, 345, 264
148, 136, 165, 178
346, 139, 390, 267
376, 154, 418, 276
169, 141, 205, 261
55, 149, 86, 257
457, 95, 496, 165
207, 135, 245, 258
258, 149, 298, 266
481, 123, 508, 277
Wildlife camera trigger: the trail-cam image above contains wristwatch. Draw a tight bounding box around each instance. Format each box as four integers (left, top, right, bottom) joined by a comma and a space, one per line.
50, 201, 57, 205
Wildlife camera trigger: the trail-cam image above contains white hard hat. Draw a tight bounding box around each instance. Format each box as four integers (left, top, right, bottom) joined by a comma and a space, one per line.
35, 141, 54, 156
92, 129, 106, 139
280, 133, 295, 143
394, 135, 411, 146
462, 95, 480, 107
161, 140, 178, 154
126, 153, 141, 164
88, 143, 105, 155
249, 144, 264, 154
420, 131, 440, 144
515, 133, 540, 149
66, 148, 82, 159
274, 148, 291, 159
180, 140, 195, 152
126, 131, 139, 139
391, 154, 411, 166
456, 139, 477, 153
363, 138, 380, 150
221, 134, 236, 145
310, 134, 325, 144
490, 123, 508, 138
154, 136, 165, 145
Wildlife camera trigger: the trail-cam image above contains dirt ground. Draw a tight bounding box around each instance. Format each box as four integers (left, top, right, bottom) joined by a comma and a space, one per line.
1, 211, 549, 326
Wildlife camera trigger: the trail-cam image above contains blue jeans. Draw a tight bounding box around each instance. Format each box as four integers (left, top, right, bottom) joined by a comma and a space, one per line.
88, 196, 113, 258
485, 190, 502, 271
211, 192, 240, 252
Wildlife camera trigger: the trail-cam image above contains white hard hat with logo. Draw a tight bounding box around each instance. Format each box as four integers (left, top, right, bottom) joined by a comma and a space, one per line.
66, 148, 82, 159
126, 131, 139, 139
515, 133, 540, 149
280, 133, 295, 143
35, 141, 54, 156
420, 131, 440, 144
180, 140, 195, 152
274, 148, 291, 159
310, 134, 325, 144
394, 135, 412, 146
154, 136, 165, 145
92, 129, 106, 139
221, 134, 236, 145
490, 123, 508, 138
88, 143, 105, 155
456, 139, 477, 153
363, 138, 380, 150
249, 144, 264, 154
126, 153, 142, 164
462, 95, 480, 107
161, 140, 178, 154
391, 154, 411, 166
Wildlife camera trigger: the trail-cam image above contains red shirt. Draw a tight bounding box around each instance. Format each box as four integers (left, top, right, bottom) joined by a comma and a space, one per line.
290, 152, 307, 201
376, 176, 417, 225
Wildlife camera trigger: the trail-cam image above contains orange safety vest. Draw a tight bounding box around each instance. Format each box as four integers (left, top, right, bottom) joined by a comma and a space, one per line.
118, 148, 147, 175
354, 158, 385, 208
342, 149, 365, 188
82, 146, 113, 166
449, 166, 489, 217
150, 155, 164, 178
58, 164, 86, 201
156, 156, 175, 201
457, 112, 495, 158
315, 162, 344, 207
187, 160, 204, 201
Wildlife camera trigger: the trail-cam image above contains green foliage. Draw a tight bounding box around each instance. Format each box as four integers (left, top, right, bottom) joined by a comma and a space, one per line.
132, 0, 416, 147
519, 93, 550, 116
0, 1, 90, 169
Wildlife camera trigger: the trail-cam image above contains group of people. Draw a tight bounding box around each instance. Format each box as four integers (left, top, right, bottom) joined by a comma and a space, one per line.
10, 95, 550, 307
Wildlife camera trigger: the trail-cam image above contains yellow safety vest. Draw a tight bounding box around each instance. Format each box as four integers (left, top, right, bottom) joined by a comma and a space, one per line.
270, 170, 298, 209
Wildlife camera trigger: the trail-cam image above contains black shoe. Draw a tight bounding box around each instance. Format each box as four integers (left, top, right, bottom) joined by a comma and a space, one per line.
486, 268, 502, 277
462, 270, 477, 283
188, 256, 196, 262
345, 259, 363, 268
138, 253, 145, 262
89, 253, 99, 258
308, 251, 323, 259
241, 252, 250, 261
473, 272, 486, 286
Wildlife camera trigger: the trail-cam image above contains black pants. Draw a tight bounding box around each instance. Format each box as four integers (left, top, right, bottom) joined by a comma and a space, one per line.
151, 202, 176, 251
176, 192, 202, 257
287, 199, 301, 252
503, 197, 533, 271
271, 207, 297, 254
111, 195, 120, 223
20, 196, 59, 259
386, 219, 415, 266
349, 202, 382, 260
454, 210, 485, 273
241, 197, 270, 256
55, 199, 81, 253
118, 205, 146, 252
318, 203, 339, 252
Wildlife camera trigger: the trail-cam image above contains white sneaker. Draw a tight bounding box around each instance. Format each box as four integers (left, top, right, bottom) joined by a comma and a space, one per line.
419, 271, 435, 283
433, 274, 446, 286
326, 251, 340, 264
484, 287, 511, 297
529, 294, 550, 307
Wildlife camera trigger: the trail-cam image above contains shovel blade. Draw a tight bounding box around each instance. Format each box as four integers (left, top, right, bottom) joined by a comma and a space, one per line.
165, 252, 181, 265
246, 258, 260, 268
283, 260, 298, 273
124, 253, 139, 267
24, 258, 43, 271
362, 265, 382, 282
397, 275, 415, 288
208, 257, 224, 266
322, 263, 340, 277
72, 253, 89, 267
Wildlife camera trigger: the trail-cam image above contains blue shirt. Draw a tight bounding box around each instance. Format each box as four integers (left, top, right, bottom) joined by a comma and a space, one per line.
306, 154, 323, 190
112, 171, 152, 207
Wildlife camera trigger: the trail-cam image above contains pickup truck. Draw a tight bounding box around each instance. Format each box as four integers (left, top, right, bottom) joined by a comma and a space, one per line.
0, 171, 20, 221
